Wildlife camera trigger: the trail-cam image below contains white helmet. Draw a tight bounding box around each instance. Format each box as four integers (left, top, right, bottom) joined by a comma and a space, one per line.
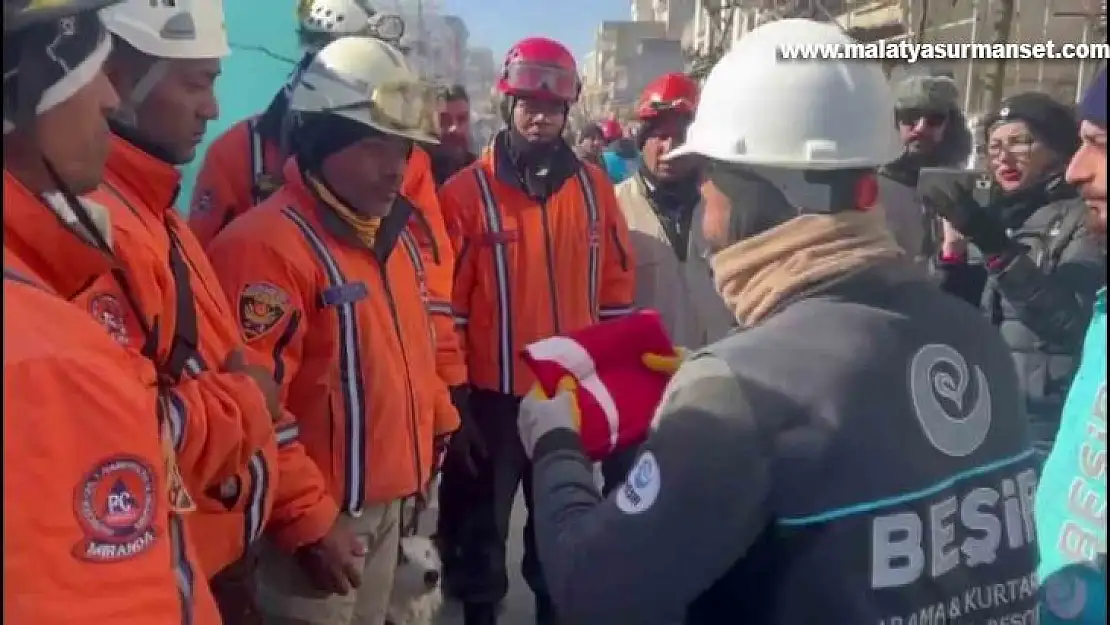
298, 0, 404, 46
289, 36, 438, 144
668, 19, 901, 170
101, 0, 229, 59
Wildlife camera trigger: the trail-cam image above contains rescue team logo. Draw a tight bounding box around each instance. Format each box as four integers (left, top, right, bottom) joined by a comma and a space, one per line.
239, 282, 292, 341
192, 189, 213, 214
616, 451, 661, 515
73, 456, 158, 562
87, 292, 130, 346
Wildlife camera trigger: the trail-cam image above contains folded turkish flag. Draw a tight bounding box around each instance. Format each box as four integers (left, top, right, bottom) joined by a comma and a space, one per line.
521, 310, 677, 461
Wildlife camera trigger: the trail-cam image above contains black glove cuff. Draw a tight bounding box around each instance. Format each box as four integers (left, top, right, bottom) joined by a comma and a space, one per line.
449, 385, 471, 421
533, 428, 586, 462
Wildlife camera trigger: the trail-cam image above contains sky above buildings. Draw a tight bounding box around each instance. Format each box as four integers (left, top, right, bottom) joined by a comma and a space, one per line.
439, 0, 631, 62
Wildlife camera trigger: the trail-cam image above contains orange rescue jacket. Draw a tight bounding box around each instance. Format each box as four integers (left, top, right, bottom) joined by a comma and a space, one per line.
76, 137, 338, 573
3, 170, 262, 492
207, 162, 460, 511
438, 145, 637, 397
402, 146, 466, 387
3, 181, 219, 625
190, 121, 465, 388
189, 116, 282, 248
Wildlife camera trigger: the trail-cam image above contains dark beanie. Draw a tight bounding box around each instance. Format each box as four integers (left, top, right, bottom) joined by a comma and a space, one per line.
1078, 68, 1107, 129
293, 112, 382, 172
983, 91, 1080, 158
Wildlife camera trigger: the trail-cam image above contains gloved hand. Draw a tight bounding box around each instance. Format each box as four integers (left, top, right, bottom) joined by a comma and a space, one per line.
442, 385, 487, 475
518, 376, 581, 460
294, 519, 367, 595
641, 346, 689, 376
922, 180, 1018, 256
210, 554, 264, 625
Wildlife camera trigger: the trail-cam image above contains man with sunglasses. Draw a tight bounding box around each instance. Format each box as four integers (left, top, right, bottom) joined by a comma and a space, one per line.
437, 35, 636, 625
877, 73, 974, 262
206, 36, 460, 625
429, 83, 477, 187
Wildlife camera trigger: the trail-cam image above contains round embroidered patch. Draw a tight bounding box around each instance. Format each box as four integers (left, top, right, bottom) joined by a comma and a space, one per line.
87, 292, 130, 346
73, 456, 159, 562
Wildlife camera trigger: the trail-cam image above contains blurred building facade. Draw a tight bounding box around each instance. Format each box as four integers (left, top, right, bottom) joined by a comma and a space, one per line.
684, 0, 1105, 113
649, 0, 698, 40
587, 7, 696, 120
583, 21, 668, 119
463, 45, 499, 148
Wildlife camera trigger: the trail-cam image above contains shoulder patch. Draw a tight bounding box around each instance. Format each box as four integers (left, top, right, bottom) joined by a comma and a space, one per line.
238, 282, 292, 341
615, 451, 661, 514
73, 456, 159, 562
87, 292, 131, 346
192, 189, 213, 214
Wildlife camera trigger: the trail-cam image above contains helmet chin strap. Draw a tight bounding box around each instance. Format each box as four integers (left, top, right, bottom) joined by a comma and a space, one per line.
112, 58, 168, 128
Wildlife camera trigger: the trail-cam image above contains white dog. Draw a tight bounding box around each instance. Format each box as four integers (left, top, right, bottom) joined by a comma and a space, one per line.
386, 534, 444, 625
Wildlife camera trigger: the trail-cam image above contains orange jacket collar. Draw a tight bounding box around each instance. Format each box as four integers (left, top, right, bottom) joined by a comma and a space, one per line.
105, 133, 181, 214
281, 158, 315, 210
281, 158, 412, 262
2, 169, 115, 299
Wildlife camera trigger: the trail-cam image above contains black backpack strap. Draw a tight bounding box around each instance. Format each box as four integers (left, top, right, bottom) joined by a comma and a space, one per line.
164, 225, 205, 379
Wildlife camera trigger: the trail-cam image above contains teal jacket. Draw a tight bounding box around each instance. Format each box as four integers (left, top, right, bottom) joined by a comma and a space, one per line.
1035, 288, 1106, 624
601, 149, 636, 185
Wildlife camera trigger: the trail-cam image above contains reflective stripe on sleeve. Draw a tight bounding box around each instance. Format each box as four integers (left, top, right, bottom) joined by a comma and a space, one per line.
169, 514, 196, 625
575, 168, 602, 321
243, 451, 269, 547
276, 422, 300, 447
248, 119, 265, 205
165, 390, 186, 452
599, 305, 636, 320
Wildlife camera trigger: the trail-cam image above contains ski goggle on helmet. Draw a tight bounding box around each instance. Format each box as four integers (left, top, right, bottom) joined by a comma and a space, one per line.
498, 37, 581, 102
290, 36, 439, 144
296, 0, 405, 52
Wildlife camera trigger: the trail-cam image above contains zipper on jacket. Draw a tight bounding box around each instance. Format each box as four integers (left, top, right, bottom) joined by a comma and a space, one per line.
538, 200, 562, 333
375, 261, 424, 496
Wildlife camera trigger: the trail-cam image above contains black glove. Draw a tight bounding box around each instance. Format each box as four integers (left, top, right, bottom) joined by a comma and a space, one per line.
441, 385, 487, 475
922, 179, 1020, 257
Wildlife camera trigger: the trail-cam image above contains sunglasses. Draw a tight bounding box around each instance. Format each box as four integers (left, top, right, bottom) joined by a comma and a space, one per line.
897, 110, 948, 128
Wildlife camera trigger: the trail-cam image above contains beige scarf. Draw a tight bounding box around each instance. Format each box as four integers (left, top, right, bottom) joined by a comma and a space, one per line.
711, 207, 905, 328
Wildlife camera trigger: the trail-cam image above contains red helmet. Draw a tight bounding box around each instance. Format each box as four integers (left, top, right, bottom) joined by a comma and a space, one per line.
497, 37, 581, 102
597, 119, 623, 143
635, 72, 699, 121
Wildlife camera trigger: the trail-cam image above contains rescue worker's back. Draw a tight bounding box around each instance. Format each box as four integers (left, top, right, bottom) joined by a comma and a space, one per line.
517, 20, 1039, 625
685, 263, 1039, 624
